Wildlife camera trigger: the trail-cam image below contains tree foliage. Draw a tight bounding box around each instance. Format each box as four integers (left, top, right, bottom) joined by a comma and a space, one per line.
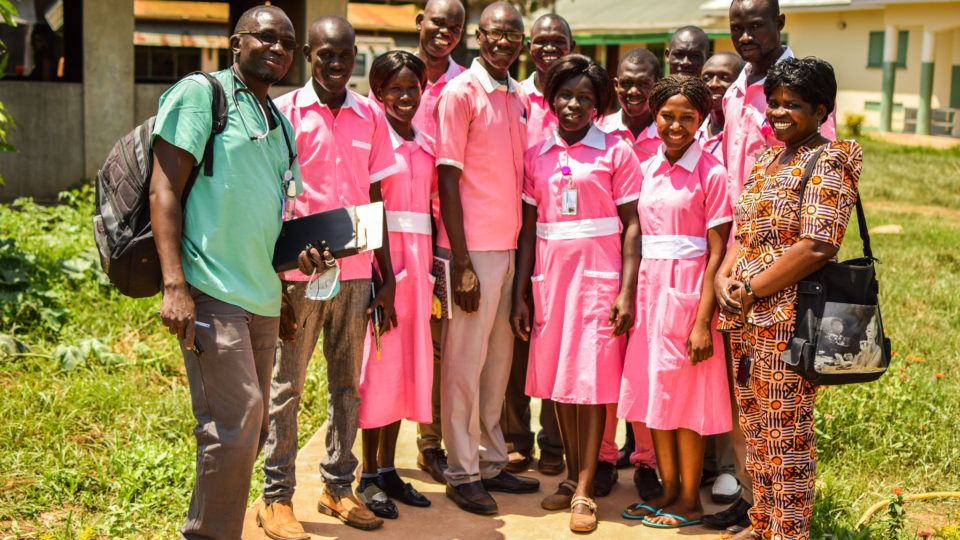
0, 0, 18, 186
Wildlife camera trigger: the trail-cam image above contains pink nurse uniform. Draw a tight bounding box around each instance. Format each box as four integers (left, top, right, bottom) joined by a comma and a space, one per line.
618, 142, 733, 436
598, 112, 662, 162
520, 74, 557, 149
523, 125, 641, 405
359, 125, 438, 428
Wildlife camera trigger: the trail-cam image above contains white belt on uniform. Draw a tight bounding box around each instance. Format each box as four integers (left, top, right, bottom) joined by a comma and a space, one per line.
641, 235, 707, 259
536, 217, 621, 240
385, 210, 432, 235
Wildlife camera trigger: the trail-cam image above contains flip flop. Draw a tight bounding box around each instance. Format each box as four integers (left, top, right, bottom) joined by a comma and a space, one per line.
621, 502, 659, 520
641, 511, 703, 529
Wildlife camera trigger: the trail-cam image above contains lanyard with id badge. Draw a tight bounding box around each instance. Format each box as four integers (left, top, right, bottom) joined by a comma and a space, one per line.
559, 155, 578, 216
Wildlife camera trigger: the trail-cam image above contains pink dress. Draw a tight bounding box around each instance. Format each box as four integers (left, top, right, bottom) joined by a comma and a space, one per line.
617, 142, 733, 435
523, 125, 641, 405
358, 126, 437, 428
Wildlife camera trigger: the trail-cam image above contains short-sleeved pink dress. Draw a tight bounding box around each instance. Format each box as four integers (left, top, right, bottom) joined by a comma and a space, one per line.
523, 125, 642, 405
358, 126, 437, 429
617, 142, 733, 435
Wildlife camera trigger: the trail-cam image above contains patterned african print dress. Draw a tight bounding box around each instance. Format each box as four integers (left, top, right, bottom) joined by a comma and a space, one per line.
718, 139, 862, 539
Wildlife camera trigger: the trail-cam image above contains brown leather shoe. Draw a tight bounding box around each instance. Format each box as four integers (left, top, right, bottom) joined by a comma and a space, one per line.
257, 501, 310, 540
537, 452, 565, 476
318, 489, 384, 531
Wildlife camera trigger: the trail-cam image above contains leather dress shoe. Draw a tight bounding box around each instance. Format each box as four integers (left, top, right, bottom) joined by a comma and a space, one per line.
482, 470, 540, 494
537, 452, 565, 476
592, 460, 618, 497
256, 501, 309, 540
633, 465, 663, 501
702, 497, 752, 530
417, 448, 448, 484
379, 471, 431, 507
446, 481, 498, 515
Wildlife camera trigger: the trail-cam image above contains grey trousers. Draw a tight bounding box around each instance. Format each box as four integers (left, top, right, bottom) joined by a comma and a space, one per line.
262, 279, 370, 500
180, 288, 279, 540
417, 317, 444, 452
440, 249, 516, 486
501, 336, 564, 458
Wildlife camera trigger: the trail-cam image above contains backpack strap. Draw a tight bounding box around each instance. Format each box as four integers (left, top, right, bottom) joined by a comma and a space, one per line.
189, 71, 228, 177
797, 144, 873, 260
178, 71, 228, 205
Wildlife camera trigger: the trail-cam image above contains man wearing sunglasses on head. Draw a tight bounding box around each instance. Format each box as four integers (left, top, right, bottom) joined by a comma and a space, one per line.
150, 6, 304, 539
435, 0, 539, 516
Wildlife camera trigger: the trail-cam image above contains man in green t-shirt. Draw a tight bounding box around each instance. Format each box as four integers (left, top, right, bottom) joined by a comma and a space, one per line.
150, 6, 317, 538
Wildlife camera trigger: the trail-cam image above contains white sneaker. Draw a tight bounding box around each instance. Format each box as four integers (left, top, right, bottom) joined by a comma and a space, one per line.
711, 472, 741, 504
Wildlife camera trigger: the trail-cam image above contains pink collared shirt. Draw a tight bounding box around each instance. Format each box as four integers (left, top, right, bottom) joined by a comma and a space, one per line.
412, 58, 466, 142
435, 58, 529, 252
598, 112, 662, 163
275, 83, 399, 281
520, 74, 557, 150
722, 47, 836, 203
696, 115, 725, 165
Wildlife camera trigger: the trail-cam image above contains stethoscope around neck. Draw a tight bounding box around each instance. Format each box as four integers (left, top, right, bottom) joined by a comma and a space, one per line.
230, 66, 298, 209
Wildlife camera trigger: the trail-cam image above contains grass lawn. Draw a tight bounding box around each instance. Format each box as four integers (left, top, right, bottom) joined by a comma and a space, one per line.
1, 136, 959, 538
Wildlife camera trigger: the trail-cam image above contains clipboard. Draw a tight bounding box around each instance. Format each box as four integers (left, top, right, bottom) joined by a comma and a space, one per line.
272, 202, 384, 272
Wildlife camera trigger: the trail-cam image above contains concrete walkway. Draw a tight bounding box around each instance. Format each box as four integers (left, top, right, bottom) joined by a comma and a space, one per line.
243, 411, 731, 540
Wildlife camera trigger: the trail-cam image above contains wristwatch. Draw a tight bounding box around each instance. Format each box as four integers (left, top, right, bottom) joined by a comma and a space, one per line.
744, 278, 759, 301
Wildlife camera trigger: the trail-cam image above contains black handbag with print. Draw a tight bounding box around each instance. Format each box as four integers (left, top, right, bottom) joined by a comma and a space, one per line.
782, 146, 892, 385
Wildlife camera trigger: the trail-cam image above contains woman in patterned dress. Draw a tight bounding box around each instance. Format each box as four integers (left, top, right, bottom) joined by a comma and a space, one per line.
715, 57, 863, 539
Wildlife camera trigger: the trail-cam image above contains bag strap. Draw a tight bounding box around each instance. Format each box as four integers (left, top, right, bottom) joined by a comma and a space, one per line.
179, 71, 228, 205
797, 144, 873, 260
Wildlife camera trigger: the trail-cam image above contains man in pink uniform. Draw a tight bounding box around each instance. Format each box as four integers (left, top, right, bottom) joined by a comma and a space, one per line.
411, 0, 467, 485
706, 0, 834, 533
597, 46, 663, 502
261, 16, 399, 535
412, 0, 466, 142
501, 12, 574, 479
599, 48, 663, 163
435, 1, 540, 515
722, 0, 835, 204
697, 52, 745, 163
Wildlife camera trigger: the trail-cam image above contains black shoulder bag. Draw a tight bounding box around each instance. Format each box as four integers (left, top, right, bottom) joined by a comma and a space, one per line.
783, 145, 892, 385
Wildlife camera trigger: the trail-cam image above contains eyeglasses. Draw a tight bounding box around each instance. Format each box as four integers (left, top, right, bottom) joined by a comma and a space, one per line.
236, 31, 298, 52
479, 28, 525, 44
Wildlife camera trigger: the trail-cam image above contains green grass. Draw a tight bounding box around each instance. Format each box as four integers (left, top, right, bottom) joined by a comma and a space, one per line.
1, 136, 958, 537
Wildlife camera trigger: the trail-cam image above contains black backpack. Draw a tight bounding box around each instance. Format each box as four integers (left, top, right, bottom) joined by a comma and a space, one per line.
93, 71, 227, 298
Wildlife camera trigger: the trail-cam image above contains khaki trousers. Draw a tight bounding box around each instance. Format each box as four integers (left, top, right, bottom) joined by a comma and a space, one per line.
440, 249, 515, 486
179, 288, 279, 540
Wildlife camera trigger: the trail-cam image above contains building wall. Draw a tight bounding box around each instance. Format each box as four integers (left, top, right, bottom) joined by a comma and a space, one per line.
0, 82, 85, 200
785, 4, 960, 132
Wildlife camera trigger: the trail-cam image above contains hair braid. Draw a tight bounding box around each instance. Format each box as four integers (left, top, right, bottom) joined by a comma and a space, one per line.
648, 74, 712, 119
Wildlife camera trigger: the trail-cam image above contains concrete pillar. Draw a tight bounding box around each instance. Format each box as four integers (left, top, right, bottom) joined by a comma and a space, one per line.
83, 0, 134, 178
879, 24, 897, 133
916, 29, 936, 135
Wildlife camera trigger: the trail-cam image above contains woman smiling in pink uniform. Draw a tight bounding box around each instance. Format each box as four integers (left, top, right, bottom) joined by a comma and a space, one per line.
357, 51, 436, 518
619, 75, 733, 529
512, 55, 642, 534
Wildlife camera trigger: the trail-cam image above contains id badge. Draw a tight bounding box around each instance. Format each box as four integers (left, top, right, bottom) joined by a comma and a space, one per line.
561, 187, 578, 216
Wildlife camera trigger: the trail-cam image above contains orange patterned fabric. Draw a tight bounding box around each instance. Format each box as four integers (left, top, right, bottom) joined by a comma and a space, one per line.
720, 140, 862, 539
731, 321, 818, 539
718, 140, 862, 330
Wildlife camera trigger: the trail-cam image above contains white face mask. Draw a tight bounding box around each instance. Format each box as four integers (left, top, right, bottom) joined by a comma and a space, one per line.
305, 259, 341, 301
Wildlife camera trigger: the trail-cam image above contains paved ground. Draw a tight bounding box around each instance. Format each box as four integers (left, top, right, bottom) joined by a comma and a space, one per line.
243, 404, 732, 540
